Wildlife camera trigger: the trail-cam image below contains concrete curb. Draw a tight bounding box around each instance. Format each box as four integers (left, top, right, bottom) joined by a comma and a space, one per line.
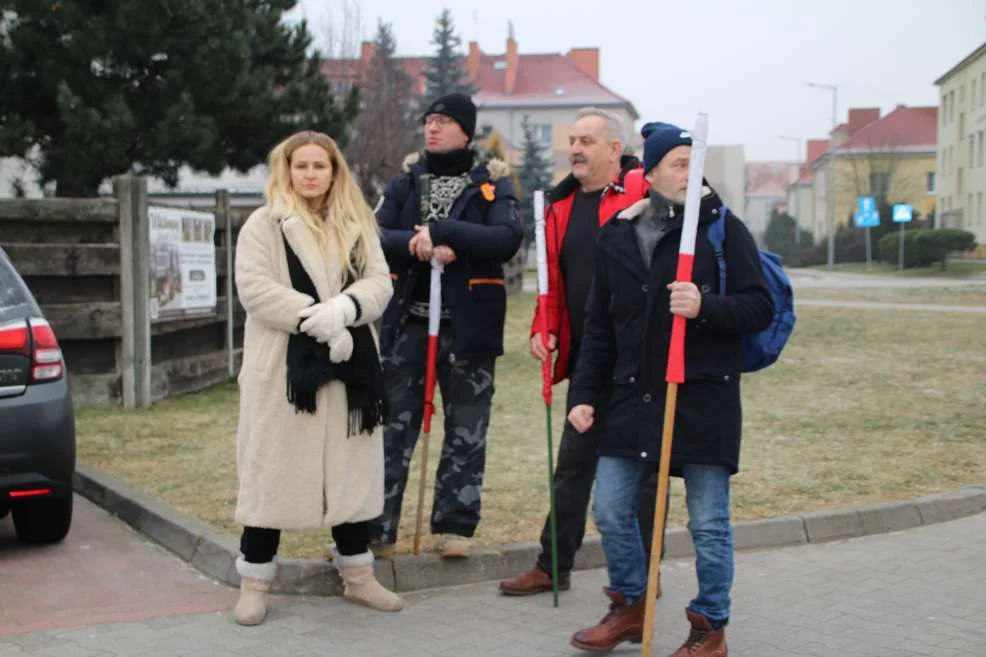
73, 465, 986, 596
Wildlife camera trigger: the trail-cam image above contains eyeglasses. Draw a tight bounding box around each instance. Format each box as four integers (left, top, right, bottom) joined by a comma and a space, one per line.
424, 115, 456, 128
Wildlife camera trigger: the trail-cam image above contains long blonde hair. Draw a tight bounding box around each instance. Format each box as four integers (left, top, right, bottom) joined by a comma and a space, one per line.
264, 130, 377, 279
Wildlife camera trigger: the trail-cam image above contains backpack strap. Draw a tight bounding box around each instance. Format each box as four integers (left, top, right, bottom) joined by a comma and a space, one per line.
707, 206, 728, 295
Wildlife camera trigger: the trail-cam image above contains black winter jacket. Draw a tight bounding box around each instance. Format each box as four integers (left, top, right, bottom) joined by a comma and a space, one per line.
375, 153, 524, 359
568, 187, 774, 474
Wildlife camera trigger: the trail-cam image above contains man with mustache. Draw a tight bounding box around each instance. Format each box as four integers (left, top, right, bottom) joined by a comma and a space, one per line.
499, 107, 664, 597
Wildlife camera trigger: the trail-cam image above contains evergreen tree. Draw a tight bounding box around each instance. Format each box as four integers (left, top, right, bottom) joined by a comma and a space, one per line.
419, 9, 477, 112
0, 0, 358, 196
517, 116, 554, 252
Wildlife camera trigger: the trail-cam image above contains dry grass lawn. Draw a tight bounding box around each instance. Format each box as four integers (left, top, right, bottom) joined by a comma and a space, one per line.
794, 285, 986, 306
76, 289, 986, 558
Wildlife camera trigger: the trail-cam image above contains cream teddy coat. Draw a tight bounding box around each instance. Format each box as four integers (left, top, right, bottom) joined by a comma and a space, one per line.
233, 200, 393, 530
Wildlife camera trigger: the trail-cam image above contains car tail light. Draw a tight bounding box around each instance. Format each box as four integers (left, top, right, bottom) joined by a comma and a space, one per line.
0, 320, 29, 355
29, 318, 63, 382
9, 488, 53, 498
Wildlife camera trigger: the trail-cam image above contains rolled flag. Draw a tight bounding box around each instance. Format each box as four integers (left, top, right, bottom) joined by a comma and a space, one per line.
665, 113, 709, 384
422, 259, 443, 433
533, 190, 552, 406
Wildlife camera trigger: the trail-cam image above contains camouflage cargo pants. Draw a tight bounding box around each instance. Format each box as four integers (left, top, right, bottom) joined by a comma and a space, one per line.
371, 319, 496, 543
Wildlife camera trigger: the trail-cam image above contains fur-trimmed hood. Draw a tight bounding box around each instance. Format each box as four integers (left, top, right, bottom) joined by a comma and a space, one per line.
401, 151, 510, 181
617, 181, 720, 223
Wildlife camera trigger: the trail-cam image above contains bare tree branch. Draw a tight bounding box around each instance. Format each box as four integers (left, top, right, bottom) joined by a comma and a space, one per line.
319, 0, 364, 60
345, 21, 418, 205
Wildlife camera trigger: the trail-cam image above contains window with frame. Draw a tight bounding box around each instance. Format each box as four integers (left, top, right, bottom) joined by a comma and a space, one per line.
927, 171, 936, 193
531, 124, 552, 147
971, 135, 976, 168
979, 131, 984, 167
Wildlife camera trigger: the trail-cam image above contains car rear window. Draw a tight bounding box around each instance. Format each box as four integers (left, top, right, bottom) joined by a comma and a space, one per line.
0, 255, 31, 321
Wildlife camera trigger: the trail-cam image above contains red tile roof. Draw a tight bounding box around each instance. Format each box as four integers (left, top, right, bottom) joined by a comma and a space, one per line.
472, 52, 635, 113
321, 42, 637, 117
835, 105, 938, 153
797, 139, 831, 184
746, 162, 799, 198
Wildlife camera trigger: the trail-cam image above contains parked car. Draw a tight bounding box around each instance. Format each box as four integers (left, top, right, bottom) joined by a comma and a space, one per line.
0, 247, 75, 543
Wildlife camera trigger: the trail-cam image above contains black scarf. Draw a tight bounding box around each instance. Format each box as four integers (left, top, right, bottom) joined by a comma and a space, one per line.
282, 235, 386, 436
425, 148, 475, 176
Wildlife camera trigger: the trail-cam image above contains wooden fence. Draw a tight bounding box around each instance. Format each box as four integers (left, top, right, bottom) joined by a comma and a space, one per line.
1, 175, 523, 408
0, 176, 247, 408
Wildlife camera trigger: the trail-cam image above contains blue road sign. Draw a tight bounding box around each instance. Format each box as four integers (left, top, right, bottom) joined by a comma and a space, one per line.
892, 204, 913, 223
855, 196, 879, 228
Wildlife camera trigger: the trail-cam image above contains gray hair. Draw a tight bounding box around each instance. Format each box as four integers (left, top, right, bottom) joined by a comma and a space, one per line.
574, 107, 626, 148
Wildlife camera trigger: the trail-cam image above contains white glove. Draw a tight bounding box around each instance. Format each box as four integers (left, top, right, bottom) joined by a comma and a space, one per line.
298, 295, 357, 343
327, 330, 353, 363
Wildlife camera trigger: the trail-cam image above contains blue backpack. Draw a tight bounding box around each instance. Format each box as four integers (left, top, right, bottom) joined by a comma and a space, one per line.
706, 208, 795, 372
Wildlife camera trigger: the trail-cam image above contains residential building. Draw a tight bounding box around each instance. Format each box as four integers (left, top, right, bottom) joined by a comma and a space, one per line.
934, 40, 986, 256
785, 139, 829, 241
323, 33, 639, 184
744, 161, 799, 241
704, 145, 746, 218
809, 106, 938, 237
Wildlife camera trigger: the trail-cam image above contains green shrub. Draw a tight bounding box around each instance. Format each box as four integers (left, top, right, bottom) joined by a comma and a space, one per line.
878, 229, 977, 269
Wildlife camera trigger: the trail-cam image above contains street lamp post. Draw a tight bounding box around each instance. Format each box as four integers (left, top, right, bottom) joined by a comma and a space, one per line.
807, 82, 838, 270
779, 135, 802, 246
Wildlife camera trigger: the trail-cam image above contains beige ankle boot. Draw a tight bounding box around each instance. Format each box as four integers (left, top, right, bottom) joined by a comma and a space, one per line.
334, 550, 403, 612
234, 557, 276, 626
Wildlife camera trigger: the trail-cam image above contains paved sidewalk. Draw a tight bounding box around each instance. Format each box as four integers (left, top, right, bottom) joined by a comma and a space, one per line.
0, 496, 235, 636
2, 511, 983, 657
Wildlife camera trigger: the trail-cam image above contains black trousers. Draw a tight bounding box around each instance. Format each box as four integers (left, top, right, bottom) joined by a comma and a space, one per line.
535, 350, 667, 576
240, 521, 371, 564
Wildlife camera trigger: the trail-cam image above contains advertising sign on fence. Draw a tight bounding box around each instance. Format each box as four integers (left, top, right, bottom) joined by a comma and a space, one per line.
147, 206, 217, 321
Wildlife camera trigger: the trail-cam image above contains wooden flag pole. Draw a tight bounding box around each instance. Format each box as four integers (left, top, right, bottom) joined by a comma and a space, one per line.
641, 113, 710, 657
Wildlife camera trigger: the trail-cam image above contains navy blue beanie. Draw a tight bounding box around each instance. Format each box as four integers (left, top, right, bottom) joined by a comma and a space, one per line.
641, 122, 693, 173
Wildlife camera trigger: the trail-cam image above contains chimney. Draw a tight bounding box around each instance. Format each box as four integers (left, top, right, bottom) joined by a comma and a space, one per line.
360, 41, 376, 76
505, 35, 519, 94
568, 48, 600, 82
847, 108, 880, 135
467, 41, 481, 84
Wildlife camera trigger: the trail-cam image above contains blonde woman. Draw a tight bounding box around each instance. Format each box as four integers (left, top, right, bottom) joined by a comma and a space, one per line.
232, 131, 399, 626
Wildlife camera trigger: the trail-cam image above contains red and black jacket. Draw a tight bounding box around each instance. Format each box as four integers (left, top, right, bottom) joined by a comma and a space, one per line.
530, 155, 648, 384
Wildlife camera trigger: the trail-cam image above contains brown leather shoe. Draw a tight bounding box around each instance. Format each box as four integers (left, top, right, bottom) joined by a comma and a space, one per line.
570, 588, 644, 653
499, 567, 571, 596
667, 609, 727, 657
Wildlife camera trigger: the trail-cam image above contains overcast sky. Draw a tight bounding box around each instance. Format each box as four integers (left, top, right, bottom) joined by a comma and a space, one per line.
292, 0, 985, 162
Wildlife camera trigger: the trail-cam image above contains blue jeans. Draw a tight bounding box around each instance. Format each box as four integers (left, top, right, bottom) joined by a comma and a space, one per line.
594, 457, 733, 628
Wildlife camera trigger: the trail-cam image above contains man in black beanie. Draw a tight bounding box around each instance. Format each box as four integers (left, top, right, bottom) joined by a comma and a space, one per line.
566, 121, 773, 655
370, 93, 523, 559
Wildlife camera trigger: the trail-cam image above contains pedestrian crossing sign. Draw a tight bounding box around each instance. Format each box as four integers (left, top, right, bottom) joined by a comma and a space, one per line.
892, 204, 913, 223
